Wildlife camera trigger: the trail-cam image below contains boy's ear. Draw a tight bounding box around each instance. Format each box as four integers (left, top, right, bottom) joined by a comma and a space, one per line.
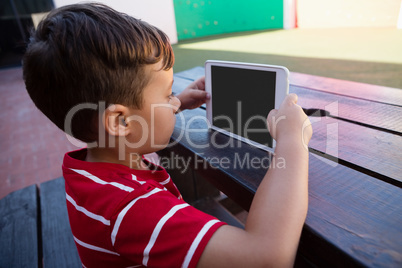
103, 104, 130, 137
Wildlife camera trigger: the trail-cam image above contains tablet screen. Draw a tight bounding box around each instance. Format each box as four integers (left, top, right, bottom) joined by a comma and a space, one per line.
211, 65, 276, 148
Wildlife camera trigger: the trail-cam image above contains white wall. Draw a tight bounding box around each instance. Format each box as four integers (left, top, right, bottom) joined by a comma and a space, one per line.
52, 0, 178, 43
283, 0, 297, 29
297, 0, 401, 28
398, 1, 402, 29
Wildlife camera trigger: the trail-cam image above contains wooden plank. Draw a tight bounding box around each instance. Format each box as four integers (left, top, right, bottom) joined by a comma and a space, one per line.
0, 184, 39, 268
290, 72, 402, 106
168, 107, 402, 267
307, 115, 402, 185
303, 157, 402, 267
291, 85, 402, 134
173, 74, 402, 185
40, 177, 81, 268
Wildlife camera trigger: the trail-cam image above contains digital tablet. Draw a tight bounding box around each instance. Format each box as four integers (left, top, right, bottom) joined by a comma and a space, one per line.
205, 60, 289, 149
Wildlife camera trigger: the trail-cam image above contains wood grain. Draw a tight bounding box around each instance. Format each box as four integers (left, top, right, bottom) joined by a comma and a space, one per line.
292, 85, 402, 134
0, 185, 39, 268
290, 72, 402, 107
40, 177, 81, 268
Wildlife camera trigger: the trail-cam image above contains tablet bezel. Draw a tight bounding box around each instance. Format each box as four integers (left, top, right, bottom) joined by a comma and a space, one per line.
205, 60, 289, 150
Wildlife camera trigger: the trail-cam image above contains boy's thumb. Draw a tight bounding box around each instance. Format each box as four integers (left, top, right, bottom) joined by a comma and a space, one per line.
285, 93, 298, 105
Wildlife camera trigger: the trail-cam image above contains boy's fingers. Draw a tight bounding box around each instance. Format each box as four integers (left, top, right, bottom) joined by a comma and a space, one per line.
187, 77, 206, 91
191, 89, 210, 100
195, 76, 206, 89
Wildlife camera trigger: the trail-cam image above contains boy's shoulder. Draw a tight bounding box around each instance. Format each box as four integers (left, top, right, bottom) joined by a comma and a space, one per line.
62, 148, 180, 206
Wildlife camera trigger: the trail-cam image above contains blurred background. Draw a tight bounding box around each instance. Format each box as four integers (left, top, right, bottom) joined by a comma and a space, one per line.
1, 0, 401, 87
1, 0, 401, 199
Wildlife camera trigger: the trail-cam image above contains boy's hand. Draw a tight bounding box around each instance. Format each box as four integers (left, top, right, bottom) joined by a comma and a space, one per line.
176, 77, 210, 110
267, 93, 312, 148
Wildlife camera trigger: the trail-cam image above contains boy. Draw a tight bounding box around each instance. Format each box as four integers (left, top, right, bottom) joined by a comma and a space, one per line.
23, 3, 312, 268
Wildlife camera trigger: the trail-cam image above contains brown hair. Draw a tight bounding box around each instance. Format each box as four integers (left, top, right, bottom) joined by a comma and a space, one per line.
23, 3, 174, 142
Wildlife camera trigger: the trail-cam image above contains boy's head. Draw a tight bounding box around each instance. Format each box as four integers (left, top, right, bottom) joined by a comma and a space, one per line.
23, 3, 174, 143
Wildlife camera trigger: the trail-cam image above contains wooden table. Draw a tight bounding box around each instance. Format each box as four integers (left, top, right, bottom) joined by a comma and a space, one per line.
159, 67, 402, 267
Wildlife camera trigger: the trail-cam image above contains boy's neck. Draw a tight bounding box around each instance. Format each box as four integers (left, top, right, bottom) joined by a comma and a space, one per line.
85, 147, 149, 170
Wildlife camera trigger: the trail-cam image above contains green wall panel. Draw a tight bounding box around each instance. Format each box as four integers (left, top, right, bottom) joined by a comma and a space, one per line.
174, 0, 284, 40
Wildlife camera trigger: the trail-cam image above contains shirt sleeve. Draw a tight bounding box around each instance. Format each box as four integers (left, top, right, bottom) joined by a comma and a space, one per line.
110, 184, 226, 268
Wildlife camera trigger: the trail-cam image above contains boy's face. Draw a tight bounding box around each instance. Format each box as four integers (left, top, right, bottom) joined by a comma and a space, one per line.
125, 61, 180, 154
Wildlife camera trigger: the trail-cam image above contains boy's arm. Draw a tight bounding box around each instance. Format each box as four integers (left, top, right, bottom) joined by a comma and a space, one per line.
197, 94, 312, 267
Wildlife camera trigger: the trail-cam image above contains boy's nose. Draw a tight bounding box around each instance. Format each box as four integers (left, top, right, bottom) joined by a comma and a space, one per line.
171, 96, 181, 113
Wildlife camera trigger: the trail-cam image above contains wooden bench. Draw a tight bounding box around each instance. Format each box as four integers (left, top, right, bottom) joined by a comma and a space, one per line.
0, 185, 39, 267
0, 178, 82, 267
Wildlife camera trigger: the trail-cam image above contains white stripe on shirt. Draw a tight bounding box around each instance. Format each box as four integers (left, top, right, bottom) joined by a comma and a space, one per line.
74, 236, 120, 256
181, 219, 220, 268
132, 174, 146, 184
111, 188, 162, 246
70, 168, 134, 192
66, 193, 110, 226
159, 176, 171, 185
142, 203, 190, 266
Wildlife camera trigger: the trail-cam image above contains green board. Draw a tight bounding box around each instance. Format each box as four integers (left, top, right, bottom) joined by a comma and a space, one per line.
174, 0, 284, 40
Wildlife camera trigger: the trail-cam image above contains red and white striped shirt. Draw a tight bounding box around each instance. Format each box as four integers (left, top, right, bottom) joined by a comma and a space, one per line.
63, 149, 225, 268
